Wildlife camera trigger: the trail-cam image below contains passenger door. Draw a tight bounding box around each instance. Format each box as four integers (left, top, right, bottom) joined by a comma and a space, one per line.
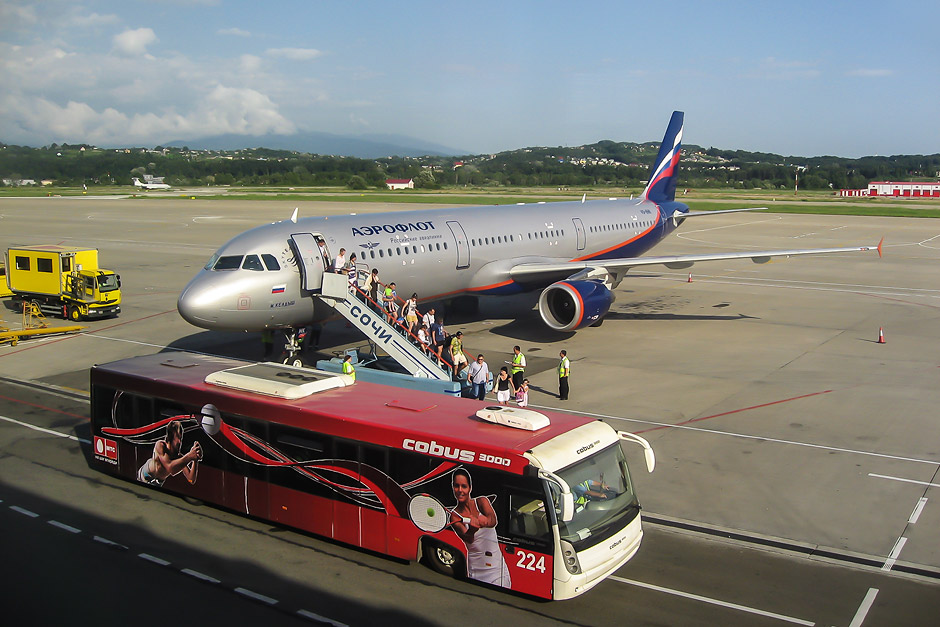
289, 233, 326, 291
445, 221, 470, 270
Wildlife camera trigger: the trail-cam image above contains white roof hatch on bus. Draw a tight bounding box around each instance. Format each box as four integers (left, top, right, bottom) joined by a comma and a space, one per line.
204, 362, 353, 399
475, 405, 551, 431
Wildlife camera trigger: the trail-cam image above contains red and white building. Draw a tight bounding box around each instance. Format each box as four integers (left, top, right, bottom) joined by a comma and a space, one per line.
840, 181, 940, 198
385, 178, 414, 190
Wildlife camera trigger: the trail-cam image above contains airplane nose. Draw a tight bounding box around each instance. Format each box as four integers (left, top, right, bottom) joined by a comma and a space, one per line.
177, 278, 220, 328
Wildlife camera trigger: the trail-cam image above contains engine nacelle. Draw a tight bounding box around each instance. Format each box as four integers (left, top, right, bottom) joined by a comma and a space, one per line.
538, 280, 614, 331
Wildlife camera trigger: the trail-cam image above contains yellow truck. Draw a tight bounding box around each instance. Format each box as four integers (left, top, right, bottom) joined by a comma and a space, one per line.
4, 245, 121, 321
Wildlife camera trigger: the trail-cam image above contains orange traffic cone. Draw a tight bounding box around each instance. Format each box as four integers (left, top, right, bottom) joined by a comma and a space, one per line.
877, 327, 886, 344
687, 273, 693, 283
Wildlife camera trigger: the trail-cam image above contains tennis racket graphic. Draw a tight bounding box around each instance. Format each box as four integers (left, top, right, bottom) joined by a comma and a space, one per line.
408, 494, 469, 533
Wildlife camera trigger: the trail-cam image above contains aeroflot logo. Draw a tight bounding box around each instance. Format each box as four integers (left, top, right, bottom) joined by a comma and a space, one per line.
351, 221, 436, 237
403, 438, 475, 463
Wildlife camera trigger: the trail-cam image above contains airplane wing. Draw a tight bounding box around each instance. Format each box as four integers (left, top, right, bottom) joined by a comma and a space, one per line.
509, 238, 883, 282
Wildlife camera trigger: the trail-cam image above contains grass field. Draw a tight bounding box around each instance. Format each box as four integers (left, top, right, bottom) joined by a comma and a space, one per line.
3, 185, 939, 218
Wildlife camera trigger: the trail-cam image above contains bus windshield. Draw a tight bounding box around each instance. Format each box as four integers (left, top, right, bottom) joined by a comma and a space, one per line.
553, 443, 639, 550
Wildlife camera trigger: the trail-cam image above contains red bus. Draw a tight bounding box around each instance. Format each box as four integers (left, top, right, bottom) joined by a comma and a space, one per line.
90, 352, 655, 599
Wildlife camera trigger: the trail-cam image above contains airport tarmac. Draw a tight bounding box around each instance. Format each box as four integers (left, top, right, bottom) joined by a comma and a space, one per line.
1, 196, 938, 623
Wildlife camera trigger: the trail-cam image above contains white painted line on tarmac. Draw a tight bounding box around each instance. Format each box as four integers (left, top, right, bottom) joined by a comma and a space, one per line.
235, 587, 278, 605
0, 414, 87, 444
138, 553, 171, 566
10, 505, 39, 518
297, 609, 348, 626
610, 576, 814, 625
181, 568, 221, 584
868, 473, 940, 488
94, 536, 128, 550
909, 498, 928, 524
535, 406, 940, 467
848, 588, 879, 627
48, 520, 81, 534
881, 537, 907, 571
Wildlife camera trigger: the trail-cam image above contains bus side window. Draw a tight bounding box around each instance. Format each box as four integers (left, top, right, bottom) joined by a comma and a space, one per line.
508, 492, 551, 541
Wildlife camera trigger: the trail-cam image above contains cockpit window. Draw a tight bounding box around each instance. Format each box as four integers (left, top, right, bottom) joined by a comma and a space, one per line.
213, 255, 243, 270
242, 255, 264, 271
204, 253, 220, 271
261, 254, 280, 271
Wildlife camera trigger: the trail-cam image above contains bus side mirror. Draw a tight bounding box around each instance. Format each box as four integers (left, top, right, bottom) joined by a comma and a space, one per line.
539, 469, 575, 522
618, 431, 656, 473
559, 492, 575, 522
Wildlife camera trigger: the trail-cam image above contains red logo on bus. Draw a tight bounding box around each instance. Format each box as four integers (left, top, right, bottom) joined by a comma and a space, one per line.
94, 436, 118, 463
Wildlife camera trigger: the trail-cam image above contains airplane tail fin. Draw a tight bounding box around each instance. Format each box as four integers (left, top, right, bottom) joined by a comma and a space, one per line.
641, 111, 684, 204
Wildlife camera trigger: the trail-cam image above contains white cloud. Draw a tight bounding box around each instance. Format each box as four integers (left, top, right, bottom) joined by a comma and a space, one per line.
113, 28, 158, 56
73, 12, 120, 28
266, 47, 323, 61
218, 27, 250, 37
239, 54, 262, 73
0, 3, 38, 31
0, 85, 295, 145
847, 68, 893, 78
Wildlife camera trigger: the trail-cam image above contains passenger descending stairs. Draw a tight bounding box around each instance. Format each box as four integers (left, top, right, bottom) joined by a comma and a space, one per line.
315, 272, 453, 380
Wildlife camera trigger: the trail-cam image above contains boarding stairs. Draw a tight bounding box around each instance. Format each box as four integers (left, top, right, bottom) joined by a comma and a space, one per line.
315, 272, 453, 380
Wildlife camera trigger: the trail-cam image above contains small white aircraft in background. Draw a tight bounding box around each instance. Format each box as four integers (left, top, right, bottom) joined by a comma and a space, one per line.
132, 175, 171, 190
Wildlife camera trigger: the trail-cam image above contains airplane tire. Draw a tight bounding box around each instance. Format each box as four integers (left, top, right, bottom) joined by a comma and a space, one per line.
291, 359, 304, 367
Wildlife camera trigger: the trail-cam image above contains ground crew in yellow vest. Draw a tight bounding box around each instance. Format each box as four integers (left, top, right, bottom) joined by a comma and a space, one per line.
510, 345, 526, 389
558, 350, 570, 401
342, 354, 356, 381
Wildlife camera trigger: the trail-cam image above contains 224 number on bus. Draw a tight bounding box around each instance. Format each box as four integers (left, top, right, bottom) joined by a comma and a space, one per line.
515, 550, 547, 573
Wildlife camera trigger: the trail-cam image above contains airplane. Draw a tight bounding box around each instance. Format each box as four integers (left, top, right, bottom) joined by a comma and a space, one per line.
132, 176, 171, 190
178, 111, 882, 349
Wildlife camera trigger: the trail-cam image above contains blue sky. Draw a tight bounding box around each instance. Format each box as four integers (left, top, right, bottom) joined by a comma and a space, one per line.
1, 0, 937, 157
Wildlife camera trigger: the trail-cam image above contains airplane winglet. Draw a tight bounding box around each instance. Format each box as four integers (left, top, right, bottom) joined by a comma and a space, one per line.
581, 194, 586, 204
877, 236, 884, 258
290, 208, 298, 223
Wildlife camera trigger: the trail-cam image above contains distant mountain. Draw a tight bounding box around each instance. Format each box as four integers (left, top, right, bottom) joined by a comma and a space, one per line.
165, 131, 465, 158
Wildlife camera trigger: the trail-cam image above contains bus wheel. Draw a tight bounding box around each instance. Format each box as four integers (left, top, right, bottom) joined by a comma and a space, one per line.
423, 540, 464, 578
68, 305, 82, 322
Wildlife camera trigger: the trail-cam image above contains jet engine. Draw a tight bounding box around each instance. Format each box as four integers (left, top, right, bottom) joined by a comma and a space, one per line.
538, 280, 614, 331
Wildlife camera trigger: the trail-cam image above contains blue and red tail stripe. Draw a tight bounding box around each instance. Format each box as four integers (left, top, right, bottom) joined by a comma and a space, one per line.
642, 111, 684, 204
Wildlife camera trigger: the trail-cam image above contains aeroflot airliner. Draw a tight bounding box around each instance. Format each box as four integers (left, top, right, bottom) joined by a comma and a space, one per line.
178, 111, 881, 337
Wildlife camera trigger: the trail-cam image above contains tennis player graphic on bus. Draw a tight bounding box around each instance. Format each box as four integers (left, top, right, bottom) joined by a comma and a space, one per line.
449, 468, 511, 587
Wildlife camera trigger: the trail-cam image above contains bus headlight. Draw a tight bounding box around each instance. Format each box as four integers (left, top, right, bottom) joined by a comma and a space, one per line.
560, 540, 581, 575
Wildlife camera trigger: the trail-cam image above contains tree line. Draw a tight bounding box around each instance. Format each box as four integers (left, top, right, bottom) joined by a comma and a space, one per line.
1, 141, 938, 191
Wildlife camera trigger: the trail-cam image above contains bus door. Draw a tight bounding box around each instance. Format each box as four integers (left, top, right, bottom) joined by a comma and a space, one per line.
445, 221, 470, 270
503, 486, 555, 599
289, 233, 326, 291
572, 218, 586, 251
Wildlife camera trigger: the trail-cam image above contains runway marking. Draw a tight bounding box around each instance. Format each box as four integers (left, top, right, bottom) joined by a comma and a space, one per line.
181, 568, 221, 584
848, 588, 879, 627
297, 609, 348, 626
881, 537, 907, 571
868, 473, 940, 488
633, 389, 835, 434
48, 520, 81, 534
10, 505, 39, 518
94, 536, 129, 550
0, 413, 87, 443
235, 587, 278, 605
610, 576, 814, 625
139, 553, 171, 566
909, 498, 928, 525
529, 405, 940, 466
